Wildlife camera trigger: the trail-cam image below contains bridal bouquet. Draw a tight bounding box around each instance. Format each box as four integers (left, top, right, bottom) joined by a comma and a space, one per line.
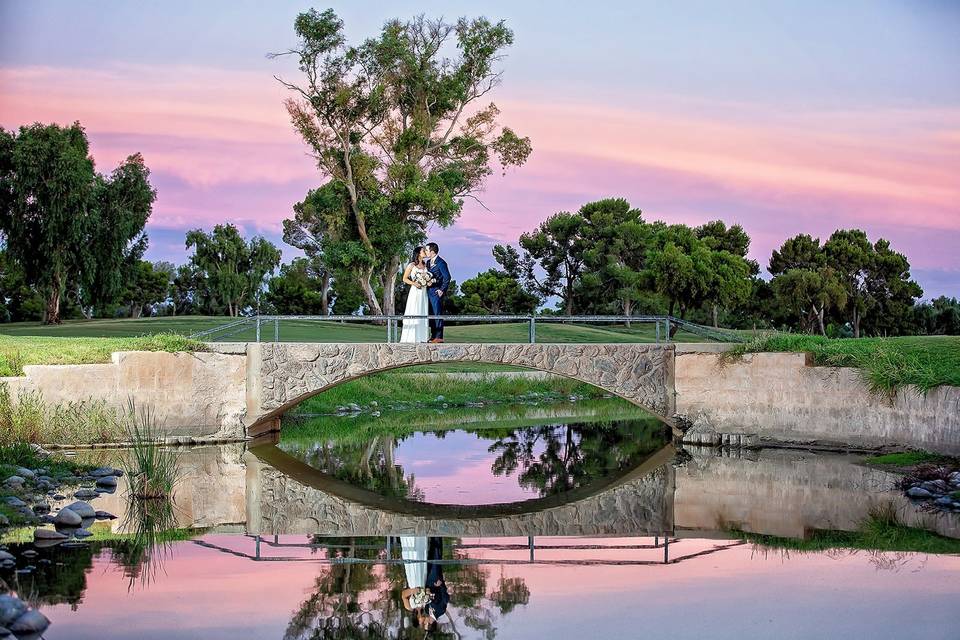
412, 271, 435, 288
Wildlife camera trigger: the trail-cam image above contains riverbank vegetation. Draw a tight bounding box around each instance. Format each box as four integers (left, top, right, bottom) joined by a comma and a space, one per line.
728, 334, 960, 394
0, 443, 94, 527
865, 451, 956, 468
290, 368, 624, 417
0, 384, 127, 445
0, 333, 203, 376
737, 504, 960, 554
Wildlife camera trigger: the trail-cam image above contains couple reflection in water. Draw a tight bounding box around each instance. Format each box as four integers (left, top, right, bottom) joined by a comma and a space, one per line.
400, 536, 449, 633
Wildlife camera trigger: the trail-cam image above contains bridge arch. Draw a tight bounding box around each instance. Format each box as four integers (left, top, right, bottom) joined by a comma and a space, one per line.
246, 342, 675, 437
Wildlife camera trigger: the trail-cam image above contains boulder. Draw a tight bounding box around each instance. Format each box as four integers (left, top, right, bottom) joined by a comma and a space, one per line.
95, 510, 117, 520
95, 475, 118, 488
0, 551, 13, 563
3, 476, 25, 487
0, 595, 26, 627
906, 487, 934, 499
14, 467, 35, 479
2, 497, 26, 509
67, 501, 96, 519
9, 609, 50, 636
73, 489, 98, 500
89, 467, 116, 478
52, 508, 82, 527
33, 528, 68, 541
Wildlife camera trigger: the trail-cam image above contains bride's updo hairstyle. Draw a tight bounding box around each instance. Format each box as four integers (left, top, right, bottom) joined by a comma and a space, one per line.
411, 246, 424, 266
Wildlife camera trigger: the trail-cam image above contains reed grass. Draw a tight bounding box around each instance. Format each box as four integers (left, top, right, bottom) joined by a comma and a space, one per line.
0, 383, 126, 445
122, 402, 181, 499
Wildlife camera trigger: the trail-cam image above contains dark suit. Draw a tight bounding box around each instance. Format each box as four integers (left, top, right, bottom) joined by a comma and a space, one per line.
427, 256, 451, 340
426, 537, 449, 619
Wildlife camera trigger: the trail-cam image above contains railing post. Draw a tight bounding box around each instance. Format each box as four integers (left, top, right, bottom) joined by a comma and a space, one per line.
655, 318, 661, 344
255, 316, 261, 343
273, 318, 279, 343
528, 316, 536, 344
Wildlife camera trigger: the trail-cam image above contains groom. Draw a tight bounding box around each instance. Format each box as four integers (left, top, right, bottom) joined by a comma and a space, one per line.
424, 242, 451, 343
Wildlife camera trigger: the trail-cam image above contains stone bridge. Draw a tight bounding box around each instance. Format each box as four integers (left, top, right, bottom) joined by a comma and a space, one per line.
245, 342, 676, 438
244, 444, 676, 537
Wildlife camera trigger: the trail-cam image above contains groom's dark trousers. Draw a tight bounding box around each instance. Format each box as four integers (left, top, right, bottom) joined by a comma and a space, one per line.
427, 257, 451, 340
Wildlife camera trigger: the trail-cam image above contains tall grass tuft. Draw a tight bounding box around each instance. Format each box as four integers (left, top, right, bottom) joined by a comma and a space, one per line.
123, 401, 181, 499
0, 383, 126, 445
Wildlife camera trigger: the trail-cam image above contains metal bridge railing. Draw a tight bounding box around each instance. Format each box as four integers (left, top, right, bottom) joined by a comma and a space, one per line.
190, 314, 747, 345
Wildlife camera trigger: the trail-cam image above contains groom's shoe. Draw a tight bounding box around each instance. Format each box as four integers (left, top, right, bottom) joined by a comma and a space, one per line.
428, 338, 444, 343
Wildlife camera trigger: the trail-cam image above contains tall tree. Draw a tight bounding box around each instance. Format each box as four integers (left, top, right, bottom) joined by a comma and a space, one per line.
121, 260, 169, 318
862, 238, 922, 336
185, 224, 281, 317
497, 212, 586, 315
0, 123, 94, 323
823, 229, 874, 337
265, 257, 331, 315
695, 220, 756, 327
645, 224, 713, 332
80, 154, 156, 316
771, 267, 847, 334
282, 188, 334, 315
275, 9, 531, 315
458, 268, 539, 315
578, 198, 650, 318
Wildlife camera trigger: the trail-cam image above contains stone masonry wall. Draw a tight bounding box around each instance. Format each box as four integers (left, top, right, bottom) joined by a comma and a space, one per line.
0, 350, 247, 440
675, 351, 960, 455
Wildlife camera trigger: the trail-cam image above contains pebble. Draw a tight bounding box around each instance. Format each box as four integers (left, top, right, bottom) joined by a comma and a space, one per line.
20, 550, 37, 559
52, 508, 82, 527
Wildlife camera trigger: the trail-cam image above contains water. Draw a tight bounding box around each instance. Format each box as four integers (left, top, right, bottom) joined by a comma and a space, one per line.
2, 401, 959, 639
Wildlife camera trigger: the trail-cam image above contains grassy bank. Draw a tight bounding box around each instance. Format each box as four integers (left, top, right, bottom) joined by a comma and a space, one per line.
0, 383, 128, 445
0, 315, 719, 343
291, 368, 622, 415
737, 505, 960, 554
864, 451, 956, 468
729, 334, 960, 394
0, 333, 204, 376
282, 399, 653, 446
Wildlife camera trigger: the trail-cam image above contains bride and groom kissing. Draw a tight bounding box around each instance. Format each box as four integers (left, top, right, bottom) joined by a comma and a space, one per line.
400, 242, 451, 344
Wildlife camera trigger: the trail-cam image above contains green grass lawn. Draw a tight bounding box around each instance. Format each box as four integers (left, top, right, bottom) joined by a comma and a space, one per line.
0, 315, 713, 343
729, 333, 960, 393
0, 333, 204, 376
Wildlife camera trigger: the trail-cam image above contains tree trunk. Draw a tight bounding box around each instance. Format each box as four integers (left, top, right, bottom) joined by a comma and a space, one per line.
320, 272, 331, 316
45, 280, 62, 325
130, 303, 143, 319
667, 299, 678, 338
712, 304, 719, 328
853, 309, 861, 338
380, 255, 401, 317
623, 298, 632, 328
817, 306, 826, 336
359, 265, 383, 316
82, 306, 94, 320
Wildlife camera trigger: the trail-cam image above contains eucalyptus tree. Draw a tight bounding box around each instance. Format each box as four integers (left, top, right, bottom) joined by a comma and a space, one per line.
0, 123, 155, 323
695, 220, 756, 327
275, 9, 532, 316
768, 233, 844, 335
185, 224, 281, 317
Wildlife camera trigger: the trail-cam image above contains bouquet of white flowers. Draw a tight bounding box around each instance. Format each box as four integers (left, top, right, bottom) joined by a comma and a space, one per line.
412, 270, 435, 288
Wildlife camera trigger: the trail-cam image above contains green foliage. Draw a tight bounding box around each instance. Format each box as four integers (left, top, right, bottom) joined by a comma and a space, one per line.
864, 451, 950, 467
0, 383, 127, 445
123, 403, 181, 498
0, 123, 155, 324
266, 257, 331, 315
121, 260, 169, 318
738, 503, 960, 554
185, 223, 281, 317
913, 296, 960, 336
457, 268, 539, 314
277, 10, 531, 315
729, 333, 960, 393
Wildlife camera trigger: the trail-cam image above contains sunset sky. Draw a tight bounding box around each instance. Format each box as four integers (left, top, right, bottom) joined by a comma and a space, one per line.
1, 0, 958, 297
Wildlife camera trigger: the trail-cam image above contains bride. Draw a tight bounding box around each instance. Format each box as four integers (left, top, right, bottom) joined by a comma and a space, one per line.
400, 246, 431, 343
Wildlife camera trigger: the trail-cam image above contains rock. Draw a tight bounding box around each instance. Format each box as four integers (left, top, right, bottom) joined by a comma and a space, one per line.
33, 528, 68, 541
0, 627, 9, 638
0, 595, 27, 627
0, 551, 13, 563
51, 494, 65, 501
53, 508, 82, 527
89, 467, 116, 478
370, 411, 381, 418
95, 510, 116, 520
95, 475, 118, 488
20, 550, 37, 559
31, 503, 50, 515
73, 528, 93, 538
0, 515, 8, 527
14, 467, 35, 479
921, 480, 950, 494
368, 401, 378, 408
347, 402, 361, 412
73, 489, 98, 500
9, 609, 50, 636
934, 496, 954, 507
2, 497, 26, 509
3, 476, 25, 487
906, 487, 934, 499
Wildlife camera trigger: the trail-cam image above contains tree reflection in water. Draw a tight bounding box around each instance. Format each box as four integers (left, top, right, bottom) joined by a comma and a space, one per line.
487, 419, 668, 497
284, 537, 529, 640
283, 416, 668, 503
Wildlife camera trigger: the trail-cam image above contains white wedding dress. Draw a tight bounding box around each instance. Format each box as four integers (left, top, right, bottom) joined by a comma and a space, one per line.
400, 264, 430, 343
